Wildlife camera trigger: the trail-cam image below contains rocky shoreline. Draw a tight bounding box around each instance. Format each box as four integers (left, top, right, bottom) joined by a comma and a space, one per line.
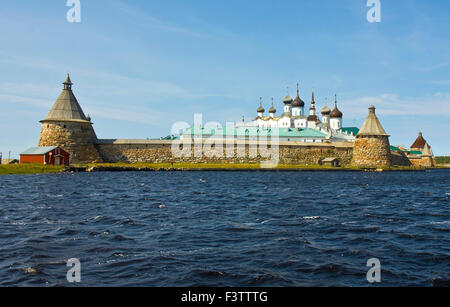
63, 165, 432, 173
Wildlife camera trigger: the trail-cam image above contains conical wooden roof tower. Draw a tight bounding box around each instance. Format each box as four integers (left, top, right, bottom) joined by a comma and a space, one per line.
352, 106, 392, 167
357, 106, 389, 137
39, 74, 101, 163
41, 74, 89, 123
410, 132, 427, 150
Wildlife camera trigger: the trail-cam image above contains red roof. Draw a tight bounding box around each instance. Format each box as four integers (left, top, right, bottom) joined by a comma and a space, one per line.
411, 132, 427, 149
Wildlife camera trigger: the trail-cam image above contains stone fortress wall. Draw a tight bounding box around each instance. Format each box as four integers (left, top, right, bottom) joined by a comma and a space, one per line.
38, 75, 435, 168
409, 156, 437, 168
95, 139, 354, 165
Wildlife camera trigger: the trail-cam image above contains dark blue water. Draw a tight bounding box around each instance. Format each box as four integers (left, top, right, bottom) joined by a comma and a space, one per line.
0, 170, 449, 287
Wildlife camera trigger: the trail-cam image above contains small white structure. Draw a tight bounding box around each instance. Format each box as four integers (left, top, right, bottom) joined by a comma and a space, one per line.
329, 94, 343, 130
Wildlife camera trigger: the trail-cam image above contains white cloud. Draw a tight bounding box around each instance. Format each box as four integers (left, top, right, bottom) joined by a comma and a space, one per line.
417, 62, 450, 72
110, 0, 236, 41
429, 80, 450, 86
85, 105, 170, 126
0, 82, 58, 99
0, 94, 51, 109
111, 0, 210, 39
80, 70, 220, 102
344, 93, 450, 117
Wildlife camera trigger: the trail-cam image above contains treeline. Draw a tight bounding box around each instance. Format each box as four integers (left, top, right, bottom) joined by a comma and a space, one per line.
436, 156, 450, 164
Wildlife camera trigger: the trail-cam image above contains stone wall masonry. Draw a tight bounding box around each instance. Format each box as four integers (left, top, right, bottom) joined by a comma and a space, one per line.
96, 139, 355, 165
409, 156, 435, 168
391, 151, 412, 167
352, 136, 392, 167
39, 121, 101, 164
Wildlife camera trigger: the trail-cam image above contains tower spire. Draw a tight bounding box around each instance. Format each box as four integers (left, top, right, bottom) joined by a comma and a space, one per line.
63, 73, 73, 90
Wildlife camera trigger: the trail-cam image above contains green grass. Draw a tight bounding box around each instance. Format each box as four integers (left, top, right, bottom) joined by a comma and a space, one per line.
0, 164, 65, 175
0, 161, 435, 175
436, 156, 450, 164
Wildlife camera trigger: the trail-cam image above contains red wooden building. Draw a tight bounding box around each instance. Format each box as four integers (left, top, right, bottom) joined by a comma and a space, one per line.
20, 146, 70, 166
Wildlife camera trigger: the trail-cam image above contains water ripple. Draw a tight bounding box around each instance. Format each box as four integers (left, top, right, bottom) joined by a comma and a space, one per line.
0, 170, 449, 286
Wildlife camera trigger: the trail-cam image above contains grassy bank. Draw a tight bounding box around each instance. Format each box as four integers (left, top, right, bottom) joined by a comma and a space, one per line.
0, 162, 432, 175
436, 156, 450, 164
0, 164, 64, 175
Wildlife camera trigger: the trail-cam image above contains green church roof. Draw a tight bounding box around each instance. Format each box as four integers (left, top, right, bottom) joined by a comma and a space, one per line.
182, 126, 326, 138
390, 145, 402, 152
408, 150, 423, 155
340, 127, 360, 136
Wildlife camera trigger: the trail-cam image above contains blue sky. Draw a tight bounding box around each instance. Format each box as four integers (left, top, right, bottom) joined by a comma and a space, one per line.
0, 0, 449, 158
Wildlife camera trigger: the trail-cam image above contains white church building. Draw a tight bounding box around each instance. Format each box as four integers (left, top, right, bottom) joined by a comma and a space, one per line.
181, 84, 359, 144
243, 84, 358, 142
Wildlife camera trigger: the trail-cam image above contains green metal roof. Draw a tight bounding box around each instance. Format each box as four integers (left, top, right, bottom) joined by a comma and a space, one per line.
182, 126, 326, 138
340, 127, 360, 136
390, 146, 422, 155
160, 135, 180, 140
390, 145, 402, 151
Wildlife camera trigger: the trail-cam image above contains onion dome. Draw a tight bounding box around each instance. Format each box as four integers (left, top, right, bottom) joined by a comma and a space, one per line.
307, 115, 319, 122
283, 87, 293, 104
292, 83, 305, 107
321, 105, 331, 115
269, 98, 276, 113
257, 97, 265, 113
283, 94, 293, 104
292, 95, 305, 107
330, 94, 343, 118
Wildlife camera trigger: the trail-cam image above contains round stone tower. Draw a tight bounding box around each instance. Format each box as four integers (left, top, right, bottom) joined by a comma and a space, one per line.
352, 106, 392, 167
39, 74, 101, 163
